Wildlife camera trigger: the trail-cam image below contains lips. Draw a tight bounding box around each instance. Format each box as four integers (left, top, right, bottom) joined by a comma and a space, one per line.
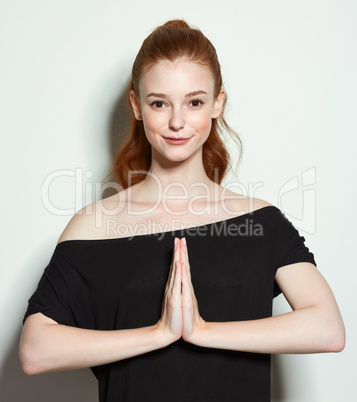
163, 136, 192, 145
163, 137, 190, 140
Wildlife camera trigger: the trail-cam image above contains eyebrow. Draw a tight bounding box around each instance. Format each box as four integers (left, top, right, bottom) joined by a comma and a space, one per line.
146, 90, 208, 99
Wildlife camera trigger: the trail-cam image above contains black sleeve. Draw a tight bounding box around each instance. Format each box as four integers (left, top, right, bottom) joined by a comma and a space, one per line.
23, 245, 85, 327
273, 209, 317, 298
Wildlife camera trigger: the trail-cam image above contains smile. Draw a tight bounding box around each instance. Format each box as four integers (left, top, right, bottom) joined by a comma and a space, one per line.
163, 137, 192, 145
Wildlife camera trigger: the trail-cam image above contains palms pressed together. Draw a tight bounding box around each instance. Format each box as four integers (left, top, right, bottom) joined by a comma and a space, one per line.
158, 237, 206, 344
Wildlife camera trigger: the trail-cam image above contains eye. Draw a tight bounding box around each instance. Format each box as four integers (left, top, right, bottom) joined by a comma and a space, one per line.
150, 101, 166, 108
189, 99, 204, 108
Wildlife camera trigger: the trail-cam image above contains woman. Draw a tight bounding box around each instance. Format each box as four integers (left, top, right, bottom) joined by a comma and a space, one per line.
20, 19, 345, 401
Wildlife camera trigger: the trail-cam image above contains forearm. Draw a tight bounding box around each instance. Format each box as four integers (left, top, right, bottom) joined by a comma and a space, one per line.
194, 306, 345, 354
20, 321, 170, 375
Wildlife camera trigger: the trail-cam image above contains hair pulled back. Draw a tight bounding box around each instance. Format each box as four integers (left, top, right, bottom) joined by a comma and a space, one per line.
107, 19, 242, 190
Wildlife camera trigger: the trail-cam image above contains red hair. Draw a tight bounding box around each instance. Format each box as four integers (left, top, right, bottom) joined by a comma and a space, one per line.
105, 19, 242, 190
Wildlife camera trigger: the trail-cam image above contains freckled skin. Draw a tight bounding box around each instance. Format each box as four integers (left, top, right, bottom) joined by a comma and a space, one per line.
129, 59, 223, 164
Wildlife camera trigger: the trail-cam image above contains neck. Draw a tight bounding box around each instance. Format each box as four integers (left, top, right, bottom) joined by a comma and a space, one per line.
133, 152, 221, 204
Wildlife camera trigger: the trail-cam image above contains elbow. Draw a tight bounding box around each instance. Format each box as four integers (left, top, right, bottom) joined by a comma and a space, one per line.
322, 319, 346, 353
326, 330, 346, 353
20, 315, 58, 375
21, 362, 40, 376
19, 343, 45, 376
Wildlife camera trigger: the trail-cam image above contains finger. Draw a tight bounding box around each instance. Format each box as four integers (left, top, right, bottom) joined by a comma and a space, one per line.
180, 238, 185, 264
168, 238, 178, 290
182, 237, 191, 280
182, 259, 194, 298
172, 260, 182, 298
182, 262, 195, 313
181, 262, 189, 298
175, 236, 181, 263
183, 261, 198, 314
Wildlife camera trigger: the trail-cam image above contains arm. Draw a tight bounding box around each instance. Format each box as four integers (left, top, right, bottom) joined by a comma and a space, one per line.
20, 312, 171, 375
187, 262, 346, 354
20, 203, 182, 376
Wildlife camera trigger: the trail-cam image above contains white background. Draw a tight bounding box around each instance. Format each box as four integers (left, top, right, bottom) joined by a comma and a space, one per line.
1, 0, 356, 401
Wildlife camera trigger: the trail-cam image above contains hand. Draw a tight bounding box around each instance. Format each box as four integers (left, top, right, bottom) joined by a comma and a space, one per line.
156, 237, 183, 344
179, 237, 206, 344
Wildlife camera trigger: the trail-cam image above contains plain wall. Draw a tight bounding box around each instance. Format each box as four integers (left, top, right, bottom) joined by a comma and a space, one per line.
1, 0, 356, 401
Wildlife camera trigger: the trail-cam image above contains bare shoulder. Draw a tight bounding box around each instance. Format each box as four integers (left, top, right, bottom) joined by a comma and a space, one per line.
220, 188, 273, 214
56, 192, 125, 245
250, 196, 274, 211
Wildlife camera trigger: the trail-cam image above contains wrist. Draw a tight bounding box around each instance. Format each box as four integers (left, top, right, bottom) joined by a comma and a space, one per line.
152, 321, 180, 347
184, 319, 209, 347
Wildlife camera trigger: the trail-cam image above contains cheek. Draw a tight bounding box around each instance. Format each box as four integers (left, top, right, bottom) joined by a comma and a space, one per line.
142, 112, 165, 136
189, 111, 212, 134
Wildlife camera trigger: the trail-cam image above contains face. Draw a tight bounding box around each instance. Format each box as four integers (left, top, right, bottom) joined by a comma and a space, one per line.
130, 59, 225, 164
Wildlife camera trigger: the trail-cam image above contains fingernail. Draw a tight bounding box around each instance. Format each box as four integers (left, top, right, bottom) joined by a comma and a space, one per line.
182, 237, 186, 245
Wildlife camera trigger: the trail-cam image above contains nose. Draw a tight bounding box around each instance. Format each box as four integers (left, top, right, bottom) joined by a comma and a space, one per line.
169, 108, 185, 132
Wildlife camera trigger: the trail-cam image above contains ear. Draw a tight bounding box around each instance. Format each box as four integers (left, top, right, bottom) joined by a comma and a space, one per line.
130, 90, 143, 121
211, 89, 225, 119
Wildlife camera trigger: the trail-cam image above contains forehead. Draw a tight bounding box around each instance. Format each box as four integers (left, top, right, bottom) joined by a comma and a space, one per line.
139, 59, 215, 96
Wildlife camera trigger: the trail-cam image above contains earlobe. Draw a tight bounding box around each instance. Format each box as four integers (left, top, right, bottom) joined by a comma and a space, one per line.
130, 90, 143, 121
